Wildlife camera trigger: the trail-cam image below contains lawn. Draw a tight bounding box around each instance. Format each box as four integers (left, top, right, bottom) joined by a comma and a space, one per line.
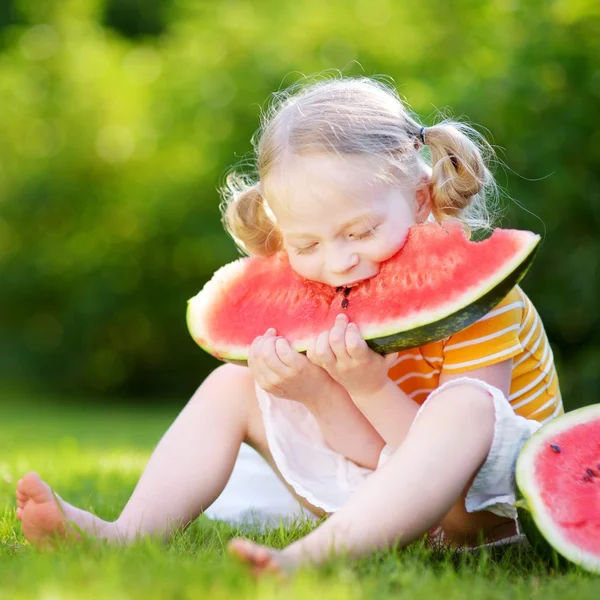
0, 392, 598, 599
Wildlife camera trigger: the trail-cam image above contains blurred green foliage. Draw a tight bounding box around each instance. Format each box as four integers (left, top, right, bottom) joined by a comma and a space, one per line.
0, 0, 599, 406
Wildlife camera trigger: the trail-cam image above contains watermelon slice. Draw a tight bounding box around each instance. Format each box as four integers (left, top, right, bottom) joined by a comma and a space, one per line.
187, 222, 540, 361
516, 405, 600, 573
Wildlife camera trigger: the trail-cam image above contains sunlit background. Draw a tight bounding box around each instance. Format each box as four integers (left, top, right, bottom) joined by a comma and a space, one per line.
0, 0, 598, 407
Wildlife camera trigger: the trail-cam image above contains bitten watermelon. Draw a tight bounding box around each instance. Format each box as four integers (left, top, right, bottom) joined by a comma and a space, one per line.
187, 222, 540, 361
516, 405, 600, 573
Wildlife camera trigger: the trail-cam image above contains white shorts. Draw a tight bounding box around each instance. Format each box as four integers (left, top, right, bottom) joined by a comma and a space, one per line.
256, 376, 543, 519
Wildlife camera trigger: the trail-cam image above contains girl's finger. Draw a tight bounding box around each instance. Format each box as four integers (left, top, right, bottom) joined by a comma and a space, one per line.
249, 348, 272, 388
248, 348, 271, 390
345, 322, 369, 360
274, 338, 303, 370
261, 336, 294, 376
252, 328, 276, 362
383, 352, 400, 368
250, 333, 281, 383
248, 334, 264, 365
313, 330, 335, 364
306, 337, 324, 366
329, 314, 351, 360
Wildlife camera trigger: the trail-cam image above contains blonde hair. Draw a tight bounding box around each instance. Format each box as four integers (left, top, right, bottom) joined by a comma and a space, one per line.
221, 76, 498, 256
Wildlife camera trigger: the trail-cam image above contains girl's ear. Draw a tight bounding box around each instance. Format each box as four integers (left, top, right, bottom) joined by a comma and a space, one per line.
415, 179, 433, 223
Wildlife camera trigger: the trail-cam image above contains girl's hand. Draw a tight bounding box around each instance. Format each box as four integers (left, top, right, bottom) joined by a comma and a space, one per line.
248, 328, 337, 403
306, 314, 398, 398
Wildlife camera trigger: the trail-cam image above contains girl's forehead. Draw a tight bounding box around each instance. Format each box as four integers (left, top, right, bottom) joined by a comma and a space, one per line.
269, 153, 384, 188
265, 154, 390, 217
274, 198, 383, 237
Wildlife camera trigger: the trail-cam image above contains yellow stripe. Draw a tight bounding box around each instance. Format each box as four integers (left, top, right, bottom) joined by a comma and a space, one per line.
510, 347, 553, 401
476, 300, 526, 322
442, 344, 522, 370
516, 397, 561, 423
510, 371, 556, 409
444, 323, 520, 351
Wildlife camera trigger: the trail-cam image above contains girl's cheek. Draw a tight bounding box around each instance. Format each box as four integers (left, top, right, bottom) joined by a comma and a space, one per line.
288, 254, 317, 279
371, 228, 410, 262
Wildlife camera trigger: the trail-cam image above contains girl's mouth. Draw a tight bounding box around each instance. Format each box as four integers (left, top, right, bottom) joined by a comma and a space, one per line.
337, 278, 367, 288
334, 285, 354, 310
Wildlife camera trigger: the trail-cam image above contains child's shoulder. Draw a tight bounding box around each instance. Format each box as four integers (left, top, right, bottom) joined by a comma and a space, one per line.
485, 285, 529, 320
395, 287, 535, 374
438, 286, 529, 372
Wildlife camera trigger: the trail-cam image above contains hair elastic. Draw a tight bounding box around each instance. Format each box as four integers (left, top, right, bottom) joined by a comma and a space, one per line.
419, 126, 427, 145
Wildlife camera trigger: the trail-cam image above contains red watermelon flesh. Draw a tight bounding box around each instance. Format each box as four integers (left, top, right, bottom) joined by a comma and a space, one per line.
532, 418, 600, 554
187, 222, 540, 361
516, 405, 600, 572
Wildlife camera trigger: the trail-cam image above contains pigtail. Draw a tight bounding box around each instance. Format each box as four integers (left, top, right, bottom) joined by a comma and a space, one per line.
424, 122, 496, 231
220, 172, 283, 257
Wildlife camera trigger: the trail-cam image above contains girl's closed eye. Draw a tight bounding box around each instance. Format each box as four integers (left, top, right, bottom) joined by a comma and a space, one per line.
293, 243, 318, 255
293, 226, 379, 254
350, 225, 380, 240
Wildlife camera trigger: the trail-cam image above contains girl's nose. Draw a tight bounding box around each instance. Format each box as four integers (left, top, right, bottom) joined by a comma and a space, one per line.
327, 249, 359, 274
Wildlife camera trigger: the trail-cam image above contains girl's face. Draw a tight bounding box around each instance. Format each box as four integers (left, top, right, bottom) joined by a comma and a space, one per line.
265, 154, 431, 288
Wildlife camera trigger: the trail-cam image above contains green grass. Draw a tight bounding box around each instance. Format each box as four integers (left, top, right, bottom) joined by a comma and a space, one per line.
0, 393, 598, 599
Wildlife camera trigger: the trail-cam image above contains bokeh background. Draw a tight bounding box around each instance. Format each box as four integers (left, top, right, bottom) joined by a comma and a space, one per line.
0, 0, 598, 408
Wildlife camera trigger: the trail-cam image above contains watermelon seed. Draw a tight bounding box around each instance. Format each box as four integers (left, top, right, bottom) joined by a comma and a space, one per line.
583, 475, 592, 482
341, 298, 349, 309
343, 287, 352, 297
587, 469, 595, 477
550, 444, 561, 453
335, 286, 343, 293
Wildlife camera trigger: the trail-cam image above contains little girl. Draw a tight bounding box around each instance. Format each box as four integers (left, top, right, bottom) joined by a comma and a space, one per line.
16, 76, 563, 575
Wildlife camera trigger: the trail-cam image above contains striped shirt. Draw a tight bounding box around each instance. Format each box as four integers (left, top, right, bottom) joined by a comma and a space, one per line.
387, 286, 564, 424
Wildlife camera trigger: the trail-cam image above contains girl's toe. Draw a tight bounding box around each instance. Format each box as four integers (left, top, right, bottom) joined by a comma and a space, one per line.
254, 546, 273, 566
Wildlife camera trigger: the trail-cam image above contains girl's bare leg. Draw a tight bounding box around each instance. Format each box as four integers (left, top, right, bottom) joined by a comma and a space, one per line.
230, 384, 515, 574
16, 364, 324, 546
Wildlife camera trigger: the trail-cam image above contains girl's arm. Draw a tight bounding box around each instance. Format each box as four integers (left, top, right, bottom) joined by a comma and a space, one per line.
248, 328, 385, 469
306, 312, 515, 449
300, 380, 386, 469
350, 359, 513, 448
349, 382, 420, 449
438, 359, 512, 397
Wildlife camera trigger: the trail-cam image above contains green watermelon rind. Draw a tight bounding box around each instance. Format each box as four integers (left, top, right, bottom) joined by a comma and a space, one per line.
516, 499, 567, 570
515, 404, 600, 574
187, 230, 540, 361
365, 240, 538, 353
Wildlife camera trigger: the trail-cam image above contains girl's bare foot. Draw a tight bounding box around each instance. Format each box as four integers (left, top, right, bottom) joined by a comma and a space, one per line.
16, 472, 118, 547
15, 472, 76, 547
228, 538, 298, 578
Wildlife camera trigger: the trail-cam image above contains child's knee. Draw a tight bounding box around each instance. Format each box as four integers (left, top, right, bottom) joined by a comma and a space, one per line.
423, 383, 495, 427
190, 363, 255, 410
450, 383, 494, 412
208, 362, 252, 386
